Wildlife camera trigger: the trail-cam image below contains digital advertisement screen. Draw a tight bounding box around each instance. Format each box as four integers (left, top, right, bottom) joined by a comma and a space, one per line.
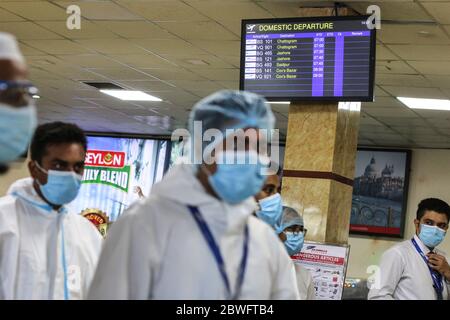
68, 135, 169, 229
240, 16, 376, 101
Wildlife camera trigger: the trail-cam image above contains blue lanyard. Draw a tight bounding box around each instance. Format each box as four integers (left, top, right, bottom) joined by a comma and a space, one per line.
187, 206, 249, 300
411, 238, 443, 300
60, 221, 70, 300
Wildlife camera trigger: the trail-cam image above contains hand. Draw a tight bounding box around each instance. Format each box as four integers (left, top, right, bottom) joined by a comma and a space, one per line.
427, 253, 450, 280
133, 186, 144, 198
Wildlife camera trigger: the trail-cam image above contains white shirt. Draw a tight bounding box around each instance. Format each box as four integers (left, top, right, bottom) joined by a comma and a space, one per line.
368, 234, 450, 300
0, 178, 103, 299
294, 263, 315, 300
88, 163, 300, 300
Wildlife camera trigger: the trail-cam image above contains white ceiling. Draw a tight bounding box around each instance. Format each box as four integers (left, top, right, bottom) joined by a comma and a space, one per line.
1, 0, 450, 148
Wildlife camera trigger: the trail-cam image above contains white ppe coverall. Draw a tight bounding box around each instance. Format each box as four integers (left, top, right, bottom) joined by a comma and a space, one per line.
0, 178, 102, 299
294, 264, 315, 300
88, 163, 300, 300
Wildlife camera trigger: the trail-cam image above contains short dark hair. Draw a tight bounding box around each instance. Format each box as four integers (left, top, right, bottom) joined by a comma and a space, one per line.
30, 122, 87, 164
416, 198, 450, 222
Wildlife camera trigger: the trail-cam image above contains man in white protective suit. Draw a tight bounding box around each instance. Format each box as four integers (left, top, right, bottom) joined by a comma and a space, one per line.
0, 122, 102, 299
88, 90, 300, 300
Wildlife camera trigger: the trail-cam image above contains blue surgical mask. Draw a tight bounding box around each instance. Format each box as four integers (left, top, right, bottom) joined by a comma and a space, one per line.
35, 162, 82, 205
284, 231, 304, 256
419, 224, 446, 248
256, 193, 282, 227
205, 150, 267, 204
0, 103, 36, 163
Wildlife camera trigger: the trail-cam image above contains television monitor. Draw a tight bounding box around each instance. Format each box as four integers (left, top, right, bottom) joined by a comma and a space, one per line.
240, 15, 376, 102
68, 134, 170, 225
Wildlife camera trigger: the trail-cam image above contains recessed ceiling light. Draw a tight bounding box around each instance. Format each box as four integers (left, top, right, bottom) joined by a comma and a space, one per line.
32, 95, 40, 99
397, 97, 450, 111
269, 101, 290, 104
100, 90, 162, 101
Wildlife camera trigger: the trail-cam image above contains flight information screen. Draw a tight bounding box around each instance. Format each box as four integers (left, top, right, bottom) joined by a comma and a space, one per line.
240, 16, 376, 102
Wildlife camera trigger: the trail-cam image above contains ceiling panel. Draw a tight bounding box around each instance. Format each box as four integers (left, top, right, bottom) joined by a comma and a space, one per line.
75, 39, 150, 55
117, 0, 209, 22
140, 68, 207, 81
36, 20, 119, 39
408, 61, 450, 75
377, 24, 450, 45
187, 0, 274, 34
350, 2, 433, 21
0, 21, 62, 39
57, 1, 143, 21
0, 1, 67, 20
375, 74, 432, 87
85, 67, 158, 81
422, 2, 450, 24
190, 68, 240, 81
0, 7, 25, 21
156, 21, 238, 40
381, 85, 447, 99
108, 54, 177, 69
134, 39, 207, 55
388, 45, 450, 61
95, 21, 176, 39
23, 40, 93, 55
376, 60, 418, 74
161, 54, 234, 69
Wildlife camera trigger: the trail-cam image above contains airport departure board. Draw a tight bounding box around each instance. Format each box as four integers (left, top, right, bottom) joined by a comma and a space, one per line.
240, 16, 376, 102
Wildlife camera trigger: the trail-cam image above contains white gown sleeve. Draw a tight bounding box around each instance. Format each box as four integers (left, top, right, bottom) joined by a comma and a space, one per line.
0, 199, 20, 300
87, 207, 157, 300
368, 247, 404, 300
270, 238, 301, 300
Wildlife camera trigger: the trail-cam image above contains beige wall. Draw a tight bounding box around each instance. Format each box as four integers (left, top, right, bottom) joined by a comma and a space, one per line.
0, 158, 29, 196
347, 148, 450, 278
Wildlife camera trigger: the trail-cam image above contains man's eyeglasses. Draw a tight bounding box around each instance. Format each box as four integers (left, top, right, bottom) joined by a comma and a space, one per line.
285, 225, 307, 236
0, 80, 39, 98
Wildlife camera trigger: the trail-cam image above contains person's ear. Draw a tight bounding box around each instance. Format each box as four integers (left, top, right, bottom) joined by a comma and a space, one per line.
414, 219, 420, 235
29, 160, 46, 185
28, 160, 36, 178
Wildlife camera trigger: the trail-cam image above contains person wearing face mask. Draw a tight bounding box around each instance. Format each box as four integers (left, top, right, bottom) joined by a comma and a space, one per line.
87, 90, 299, 300
0, 32, 37, 173
369, 198, 450, 300
254, 168, 283, 229
0, 122, 102, 299
278, 206, 315, 300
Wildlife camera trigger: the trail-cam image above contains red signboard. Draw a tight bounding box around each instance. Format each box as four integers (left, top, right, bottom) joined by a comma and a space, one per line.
85, 150, 126, 168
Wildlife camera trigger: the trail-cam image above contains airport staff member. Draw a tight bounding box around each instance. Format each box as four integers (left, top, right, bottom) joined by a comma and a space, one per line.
0, 122, 102, 299
88, 90, 300, 300
278, 206, 316, 300
0, 32, 37, 173
369, 198, 450, 300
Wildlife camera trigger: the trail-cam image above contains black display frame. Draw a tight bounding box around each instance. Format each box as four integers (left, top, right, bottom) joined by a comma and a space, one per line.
350, 147, 412, 238
239, 15, 376, 102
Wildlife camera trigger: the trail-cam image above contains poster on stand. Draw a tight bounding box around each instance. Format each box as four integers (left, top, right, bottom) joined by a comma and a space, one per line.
292, 241, 350, 300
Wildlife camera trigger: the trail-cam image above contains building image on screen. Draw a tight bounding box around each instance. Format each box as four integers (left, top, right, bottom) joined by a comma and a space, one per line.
240, 16, 375, 101
68, 136, 169, 224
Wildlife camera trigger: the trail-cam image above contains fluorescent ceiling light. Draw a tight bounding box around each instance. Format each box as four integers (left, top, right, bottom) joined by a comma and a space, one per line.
32, 95, 40, 99
100, 90, 162, 101
397, 97, 450, 111
269, 101, 290, 105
